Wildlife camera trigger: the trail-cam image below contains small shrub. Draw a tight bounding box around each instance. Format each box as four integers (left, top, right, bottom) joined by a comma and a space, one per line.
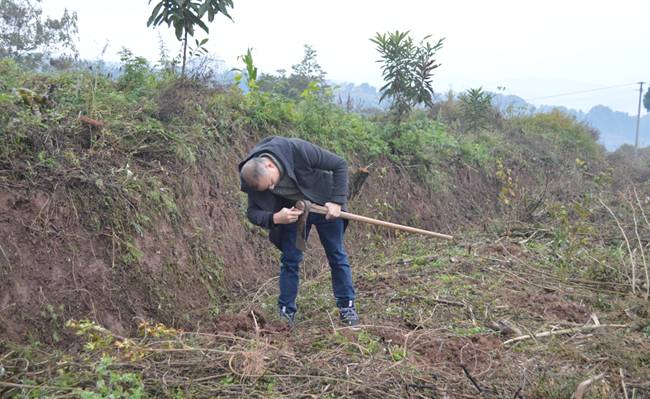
81, 355, 146, 399
117, 48, 157, 99
459, 87, 494, 133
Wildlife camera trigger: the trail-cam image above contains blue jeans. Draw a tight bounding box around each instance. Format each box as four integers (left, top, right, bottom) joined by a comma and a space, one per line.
278, 213, 356, 314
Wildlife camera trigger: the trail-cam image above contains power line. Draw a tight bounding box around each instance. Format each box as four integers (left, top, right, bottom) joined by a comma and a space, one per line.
524, 82, 641, 101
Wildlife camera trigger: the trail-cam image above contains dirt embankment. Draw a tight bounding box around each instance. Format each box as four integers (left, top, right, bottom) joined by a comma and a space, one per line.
0, 132, 504, 344
0, 137, 263, 341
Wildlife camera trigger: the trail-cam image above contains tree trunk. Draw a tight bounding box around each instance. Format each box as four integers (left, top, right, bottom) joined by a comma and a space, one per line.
181, 30, 188, 77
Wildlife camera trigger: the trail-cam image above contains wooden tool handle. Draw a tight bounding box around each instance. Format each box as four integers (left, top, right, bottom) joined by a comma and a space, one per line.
298, 201, 454, 241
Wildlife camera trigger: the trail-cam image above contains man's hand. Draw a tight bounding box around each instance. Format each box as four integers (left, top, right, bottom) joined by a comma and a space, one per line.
324, 202, 341, 220
273, 207, 303, 224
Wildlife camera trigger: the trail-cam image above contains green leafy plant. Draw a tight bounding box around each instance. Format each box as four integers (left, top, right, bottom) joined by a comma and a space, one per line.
371, 30, 444, 123
66, 319, 116, 351
188, 37, 209, 59
381, 116, 463, 186
81, 355, 146, 399
147, 0, 234, 76
117, 48, 153, 93
233, 48, 258, 92
459, 87, 494, 133
356, 330, 381, 355
388, 345, 406, 361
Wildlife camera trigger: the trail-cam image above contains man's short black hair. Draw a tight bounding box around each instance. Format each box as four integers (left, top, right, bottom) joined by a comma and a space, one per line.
241, 157, 267, 187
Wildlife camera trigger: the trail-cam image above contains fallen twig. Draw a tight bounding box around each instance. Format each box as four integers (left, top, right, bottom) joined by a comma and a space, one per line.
574, 372, 605, 399
600, 197, 637, 294
503, 324, 627, 346
0, 381, 80, 392
460, 363, 482, 395
410, 294, 465, 307
620, 368, 628, 399
632, 186, 650, 300
0, 243, 11, 272
432, 297, 465, 307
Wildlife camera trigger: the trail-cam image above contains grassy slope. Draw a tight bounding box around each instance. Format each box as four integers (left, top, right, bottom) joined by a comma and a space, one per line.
1, 58, 649, 398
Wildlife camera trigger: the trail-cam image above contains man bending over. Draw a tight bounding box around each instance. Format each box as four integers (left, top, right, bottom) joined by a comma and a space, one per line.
239, 136, 359, 327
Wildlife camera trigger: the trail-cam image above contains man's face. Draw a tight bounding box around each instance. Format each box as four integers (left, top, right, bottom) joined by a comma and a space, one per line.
252, 172, 277, 191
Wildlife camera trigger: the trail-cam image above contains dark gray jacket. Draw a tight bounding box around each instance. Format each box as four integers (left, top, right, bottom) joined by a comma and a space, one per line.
238, 136, 349, 248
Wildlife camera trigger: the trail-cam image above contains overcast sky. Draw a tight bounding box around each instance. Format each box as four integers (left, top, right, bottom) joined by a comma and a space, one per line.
42, 0, 649, 115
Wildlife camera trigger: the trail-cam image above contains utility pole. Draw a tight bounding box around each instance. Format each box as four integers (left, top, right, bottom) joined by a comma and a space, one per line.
635, 81, 644, 156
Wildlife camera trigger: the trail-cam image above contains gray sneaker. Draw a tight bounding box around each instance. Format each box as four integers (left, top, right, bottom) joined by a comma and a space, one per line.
339, 306, 360, 327
279, 306, 296, 327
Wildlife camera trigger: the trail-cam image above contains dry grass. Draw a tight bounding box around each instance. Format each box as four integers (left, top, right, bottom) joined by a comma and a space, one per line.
2, 227, 649, 398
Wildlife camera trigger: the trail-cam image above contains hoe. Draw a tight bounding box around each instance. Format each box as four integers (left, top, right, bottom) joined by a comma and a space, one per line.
294, 200, 453, 251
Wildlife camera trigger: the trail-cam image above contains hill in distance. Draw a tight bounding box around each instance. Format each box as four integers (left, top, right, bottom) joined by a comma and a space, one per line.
333, 82, 650, 151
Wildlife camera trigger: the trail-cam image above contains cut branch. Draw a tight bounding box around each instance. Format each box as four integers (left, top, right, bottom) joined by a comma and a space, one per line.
503, 324, 627, 346
460, 363, 483, 395
632, 186, 650, 300
620, 368, 629, 399
600, 197, 637, 294
574, 373, 605, 399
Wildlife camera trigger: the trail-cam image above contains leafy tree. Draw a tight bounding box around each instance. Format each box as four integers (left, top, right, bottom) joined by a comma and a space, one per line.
257, 44, 328, 99
371, 31, 444, 123
459, 87, 494, 133
147, 0, 234, 77
291, 44, 326, 85
0, 0, 78, 68
644, 86, 650, 113
288, 44, 327, 97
